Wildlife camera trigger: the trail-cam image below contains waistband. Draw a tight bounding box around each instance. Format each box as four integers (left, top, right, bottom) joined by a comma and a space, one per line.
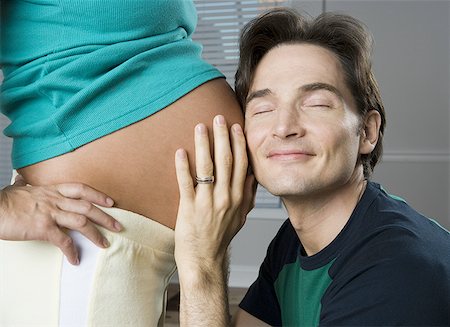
97, 205, 175, 255
9, 170, 176, 255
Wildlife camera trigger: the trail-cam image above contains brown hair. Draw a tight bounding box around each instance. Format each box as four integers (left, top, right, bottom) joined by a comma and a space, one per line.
235, 8, 386, 178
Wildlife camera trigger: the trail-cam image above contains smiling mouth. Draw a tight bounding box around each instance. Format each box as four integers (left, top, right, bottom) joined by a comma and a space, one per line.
267, 151, 315, 161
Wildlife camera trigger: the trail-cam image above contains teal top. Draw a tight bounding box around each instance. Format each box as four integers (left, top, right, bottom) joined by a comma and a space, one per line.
1, 0, 223, 168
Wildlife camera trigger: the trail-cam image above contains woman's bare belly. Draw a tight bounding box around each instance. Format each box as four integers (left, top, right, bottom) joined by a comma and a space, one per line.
18, 79, 243, 229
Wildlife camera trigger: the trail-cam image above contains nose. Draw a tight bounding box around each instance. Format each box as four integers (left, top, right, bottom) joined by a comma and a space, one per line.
272, 106, 305, 139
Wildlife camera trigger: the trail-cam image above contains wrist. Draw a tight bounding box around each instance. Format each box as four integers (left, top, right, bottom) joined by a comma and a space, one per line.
178, 260, 231, 327
178, 262, 224, 287
176, 249, 230, 284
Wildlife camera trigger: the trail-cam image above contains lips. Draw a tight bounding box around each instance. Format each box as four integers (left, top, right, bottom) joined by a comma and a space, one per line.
267, 149, 315, 159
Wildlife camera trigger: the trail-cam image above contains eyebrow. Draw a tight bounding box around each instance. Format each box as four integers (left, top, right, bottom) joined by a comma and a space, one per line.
301, 82, 344, 99
245, 88, 273, 105
245, 82, 344, 106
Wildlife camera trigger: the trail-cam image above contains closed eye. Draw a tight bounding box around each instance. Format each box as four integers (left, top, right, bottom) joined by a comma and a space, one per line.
248, 104, 275, 116
254, 108, 274, 115
303, 103, 332, 109
311, 104, 331, 108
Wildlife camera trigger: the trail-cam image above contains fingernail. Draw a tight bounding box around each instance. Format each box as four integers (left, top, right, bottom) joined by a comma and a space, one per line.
196, 123, 206, 134
215, 115, 225, 126
106, 197, 114, 206
75, 257, 80, 265
103, 238, 110, 248
233, 124, 243, 134
114, 221, 123, 231
176, 148, 187, 159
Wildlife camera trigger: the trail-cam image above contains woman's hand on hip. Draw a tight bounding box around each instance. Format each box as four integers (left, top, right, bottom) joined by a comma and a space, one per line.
0, 174, 122, 265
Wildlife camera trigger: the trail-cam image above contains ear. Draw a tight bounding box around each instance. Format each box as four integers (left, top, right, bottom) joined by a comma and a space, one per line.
359, 110, 381, 155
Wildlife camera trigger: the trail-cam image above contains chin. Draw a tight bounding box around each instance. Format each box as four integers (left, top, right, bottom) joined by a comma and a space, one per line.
260, 179, 312, 197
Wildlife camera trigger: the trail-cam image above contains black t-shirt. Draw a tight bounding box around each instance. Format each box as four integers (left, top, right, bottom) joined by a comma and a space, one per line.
240, 182, 450, 326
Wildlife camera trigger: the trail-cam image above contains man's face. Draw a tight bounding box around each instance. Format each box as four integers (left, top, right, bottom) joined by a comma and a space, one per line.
244, 43, 364, 198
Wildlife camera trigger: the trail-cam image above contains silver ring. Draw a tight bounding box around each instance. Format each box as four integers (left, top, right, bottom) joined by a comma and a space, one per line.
196, 175, 215, 184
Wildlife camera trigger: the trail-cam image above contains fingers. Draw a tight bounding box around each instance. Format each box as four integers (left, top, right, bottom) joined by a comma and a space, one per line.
230, 123, 248, 204
53, 210, 110, 249
46, 228, 79, 265
213, 115, 232, 192
44, 184, 120, 262
175, 149, 195, 203
56, 198, 118, 248
193, 117, 248, 208
2, 181, 121, 266
56, 183, 115, 207
55, 183, 122, 231
176, 116, 249, 217
57, 198, 122, 232
174, 116, 250, 270
194, 123, 214, 199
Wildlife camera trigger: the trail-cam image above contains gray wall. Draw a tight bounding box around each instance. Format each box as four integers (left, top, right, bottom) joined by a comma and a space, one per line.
0, 69, 12, 186
0, 117, 12, 186
328, 0, 449, 225
229, 0, 450, 287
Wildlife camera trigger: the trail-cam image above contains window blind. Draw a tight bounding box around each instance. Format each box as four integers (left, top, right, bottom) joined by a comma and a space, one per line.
193, 0, 289, 88
193, 0, 289, 209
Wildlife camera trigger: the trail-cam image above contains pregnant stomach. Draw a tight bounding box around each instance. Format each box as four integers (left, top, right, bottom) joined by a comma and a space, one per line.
18, 78, 243, 229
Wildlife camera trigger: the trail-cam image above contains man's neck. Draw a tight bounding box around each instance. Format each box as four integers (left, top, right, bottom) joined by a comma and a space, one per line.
283, 172, 367, 256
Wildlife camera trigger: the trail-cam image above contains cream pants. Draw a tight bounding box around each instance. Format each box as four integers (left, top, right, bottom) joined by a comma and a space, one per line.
0, 176, 176, 326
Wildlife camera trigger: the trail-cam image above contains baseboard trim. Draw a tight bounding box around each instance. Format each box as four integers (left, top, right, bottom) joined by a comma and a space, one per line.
229, 265, 259, 288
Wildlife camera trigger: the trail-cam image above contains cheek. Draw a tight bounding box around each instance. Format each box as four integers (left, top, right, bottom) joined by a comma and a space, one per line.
244, 129, 267, 175
244, 124, 263, 153
245, 139, 256, 158
336, 129, 361, 164
319, 123, 359, 160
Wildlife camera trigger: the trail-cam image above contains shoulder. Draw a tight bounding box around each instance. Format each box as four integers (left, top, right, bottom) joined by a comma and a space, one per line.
357, 182, 449, 260
322, 228, 450, 324
333, 202, 450, 284
322, 191, 450, 325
